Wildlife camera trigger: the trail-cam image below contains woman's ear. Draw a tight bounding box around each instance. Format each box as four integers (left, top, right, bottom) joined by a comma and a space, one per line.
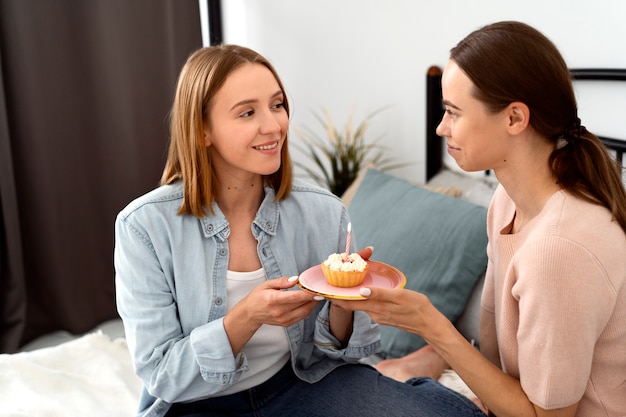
203, 125, 212, 147
506, 101, 530, 135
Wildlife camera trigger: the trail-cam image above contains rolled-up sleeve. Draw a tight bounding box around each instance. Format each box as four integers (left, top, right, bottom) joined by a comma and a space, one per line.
189, 318, 248, 383
313, 302, 380, 360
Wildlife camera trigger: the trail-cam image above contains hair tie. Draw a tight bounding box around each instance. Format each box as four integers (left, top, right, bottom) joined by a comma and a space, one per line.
565, 117, 587, 139
557, 117, 587, 149
556, 137, 568, 149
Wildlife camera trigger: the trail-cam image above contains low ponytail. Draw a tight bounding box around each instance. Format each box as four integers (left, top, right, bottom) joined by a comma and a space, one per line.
550, 122, 626, 233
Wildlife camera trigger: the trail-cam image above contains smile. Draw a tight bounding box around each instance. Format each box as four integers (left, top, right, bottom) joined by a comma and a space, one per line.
254, 142, 279, 151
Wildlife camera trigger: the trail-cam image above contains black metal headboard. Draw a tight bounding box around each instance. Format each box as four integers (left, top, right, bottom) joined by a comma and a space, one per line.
426, 66, 444, 181
425, 66, 626, 181
569, 69, 626, 164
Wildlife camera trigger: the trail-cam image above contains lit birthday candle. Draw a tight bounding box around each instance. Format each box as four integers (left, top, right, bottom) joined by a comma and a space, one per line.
344, 222, 351, 261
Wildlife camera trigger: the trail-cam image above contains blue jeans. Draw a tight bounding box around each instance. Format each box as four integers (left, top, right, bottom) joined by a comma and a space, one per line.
166, 362, 486, 417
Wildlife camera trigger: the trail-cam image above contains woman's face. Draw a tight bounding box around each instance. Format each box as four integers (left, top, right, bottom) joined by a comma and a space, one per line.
436, 60, 510, 173
205, 63, 288, 179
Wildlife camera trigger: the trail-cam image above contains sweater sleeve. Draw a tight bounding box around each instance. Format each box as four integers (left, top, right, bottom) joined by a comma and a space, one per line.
512, 236, 616, 409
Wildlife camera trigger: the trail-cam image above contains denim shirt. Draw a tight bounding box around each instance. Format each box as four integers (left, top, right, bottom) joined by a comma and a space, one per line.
114, 180, 381, 417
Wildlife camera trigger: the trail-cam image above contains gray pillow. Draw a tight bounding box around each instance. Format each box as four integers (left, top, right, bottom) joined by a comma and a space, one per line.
348, 169, 488, 358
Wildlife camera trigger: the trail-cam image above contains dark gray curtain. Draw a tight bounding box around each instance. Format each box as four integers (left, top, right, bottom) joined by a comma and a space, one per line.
0, 0, 202, 353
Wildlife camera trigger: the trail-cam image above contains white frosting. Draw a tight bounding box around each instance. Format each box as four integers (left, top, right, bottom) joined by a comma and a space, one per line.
323, 253, 367, 272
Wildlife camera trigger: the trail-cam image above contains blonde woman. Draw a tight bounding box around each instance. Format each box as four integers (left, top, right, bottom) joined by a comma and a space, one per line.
115, 45, 484, 417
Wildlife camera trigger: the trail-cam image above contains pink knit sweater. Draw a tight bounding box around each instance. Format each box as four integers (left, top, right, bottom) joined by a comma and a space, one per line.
482, 185, 626, 415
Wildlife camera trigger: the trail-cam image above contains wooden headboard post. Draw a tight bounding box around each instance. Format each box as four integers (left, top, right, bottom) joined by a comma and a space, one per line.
426, 66, 444, 181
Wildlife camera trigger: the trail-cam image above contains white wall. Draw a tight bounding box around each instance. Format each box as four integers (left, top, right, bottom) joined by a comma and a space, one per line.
217, 0, 626, 184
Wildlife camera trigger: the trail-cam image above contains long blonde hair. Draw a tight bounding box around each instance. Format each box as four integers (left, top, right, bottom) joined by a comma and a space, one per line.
161, 45, 293, 217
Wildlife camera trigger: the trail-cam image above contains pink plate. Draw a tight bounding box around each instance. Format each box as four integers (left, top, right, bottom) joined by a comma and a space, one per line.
297, 260, 406, 300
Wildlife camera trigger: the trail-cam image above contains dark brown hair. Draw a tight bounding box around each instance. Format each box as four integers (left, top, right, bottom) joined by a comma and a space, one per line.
161, 45, 293, 217
450, 21, 626, 233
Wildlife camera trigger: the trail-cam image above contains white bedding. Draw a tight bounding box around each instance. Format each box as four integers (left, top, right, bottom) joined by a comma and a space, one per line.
0, 331, 142, 417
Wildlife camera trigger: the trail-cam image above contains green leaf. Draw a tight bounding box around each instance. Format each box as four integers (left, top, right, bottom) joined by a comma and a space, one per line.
294, 106, 410, 196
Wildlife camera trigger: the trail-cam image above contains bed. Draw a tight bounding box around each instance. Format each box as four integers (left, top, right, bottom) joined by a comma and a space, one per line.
1, 66, 624, 417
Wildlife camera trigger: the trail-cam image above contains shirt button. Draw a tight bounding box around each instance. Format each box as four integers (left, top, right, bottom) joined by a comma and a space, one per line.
219, 249, 226, 256
206, 224, 214, 232
215, 298, 223, 306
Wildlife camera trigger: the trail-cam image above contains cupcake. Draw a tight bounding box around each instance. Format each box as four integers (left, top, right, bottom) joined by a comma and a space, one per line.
320, 253, 369, 287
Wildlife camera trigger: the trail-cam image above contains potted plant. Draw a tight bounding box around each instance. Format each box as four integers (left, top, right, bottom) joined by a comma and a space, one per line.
293, 108, 406, 197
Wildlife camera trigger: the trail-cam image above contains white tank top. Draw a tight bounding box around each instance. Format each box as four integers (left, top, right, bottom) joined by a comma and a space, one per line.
216, 267, 290, 396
